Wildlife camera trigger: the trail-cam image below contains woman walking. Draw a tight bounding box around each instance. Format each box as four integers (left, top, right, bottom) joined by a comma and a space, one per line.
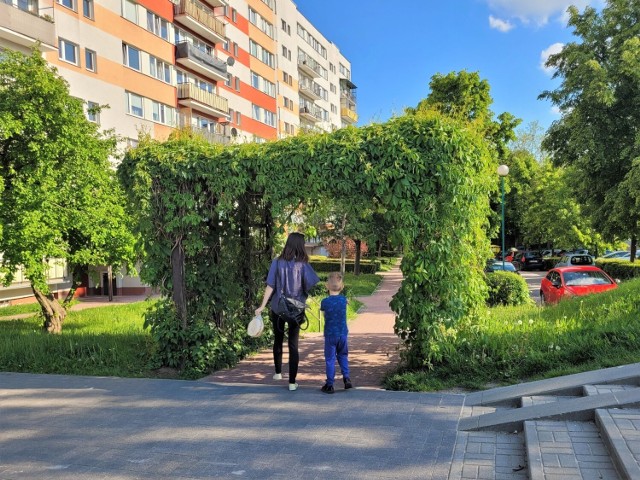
255, 232, 320, 391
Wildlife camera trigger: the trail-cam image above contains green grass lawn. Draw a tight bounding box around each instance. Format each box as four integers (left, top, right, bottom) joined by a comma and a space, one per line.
0, 273, 382, 378
0, 302, 42, 318
384, 277, 640, 392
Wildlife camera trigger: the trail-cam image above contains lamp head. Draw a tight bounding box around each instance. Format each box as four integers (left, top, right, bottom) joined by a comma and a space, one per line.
497, 164, 509, 177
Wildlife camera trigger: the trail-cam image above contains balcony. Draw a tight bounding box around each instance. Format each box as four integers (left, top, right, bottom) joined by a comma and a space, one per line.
174, 0, 225, 45
340, 106, 358, 124
297, 54, 321, 78
175, 41, 228, 83
299, 81, 322, 101
177, 83, 229, 118
299, 104, 321, 123
201, 0, 227, 8
0, 0, 56, 51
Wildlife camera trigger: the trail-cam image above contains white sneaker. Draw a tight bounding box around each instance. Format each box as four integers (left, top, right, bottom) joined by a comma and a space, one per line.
288, 383, 298, 391
273, 373, 282, 380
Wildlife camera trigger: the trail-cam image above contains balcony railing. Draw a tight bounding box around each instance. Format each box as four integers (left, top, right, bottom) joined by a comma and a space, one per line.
297, 53, 322, 78
299, 81, 322, 101
299, 104, 322, 122
340, 106, 358, 124
177, 83, 229, 117
174, 0, 225, 44
175, 41, 228, 83
0, 0, 56, 51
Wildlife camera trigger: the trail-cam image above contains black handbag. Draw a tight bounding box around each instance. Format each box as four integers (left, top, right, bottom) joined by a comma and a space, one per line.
271, 261, 307, 326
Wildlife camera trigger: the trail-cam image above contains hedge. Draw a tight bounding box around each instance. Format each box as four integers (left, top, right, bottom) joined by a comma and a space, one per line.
596, 259, 640, 281
309, 259, 380, 274
486, 271, 532, 307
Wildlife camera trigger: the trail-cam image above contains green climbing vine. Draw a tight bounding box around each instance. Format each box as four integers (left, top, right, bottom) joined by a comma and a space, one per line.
118, 110, 494, 375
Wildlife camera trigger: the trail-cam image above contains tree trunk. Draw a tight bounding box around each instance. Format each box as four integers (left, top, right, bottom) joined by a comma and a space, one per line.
631, 235, 637, 263
339, 213, 347, 276
32, 284, 67, 334
171, 237, 187, 330
107, 265, 113, 302
354, 239, 362, 275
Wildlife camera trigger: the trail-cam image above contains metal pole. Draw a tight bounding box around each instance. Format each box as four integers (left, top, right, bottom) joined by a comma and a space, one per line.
501, 176, 506, 270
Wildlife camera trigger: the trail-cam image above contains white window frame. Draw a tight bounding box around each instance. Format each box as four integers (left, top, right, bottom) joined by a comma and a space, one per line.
86, 101, 100, 124
58, 38, 79, 66
150, 56, 171, 83
85, 49, 96, 72
126, 91, 144, 117
57, 0, 75, 10
82, 0, 93, 19
123, 0, 137, 23
122, 43, 141, 71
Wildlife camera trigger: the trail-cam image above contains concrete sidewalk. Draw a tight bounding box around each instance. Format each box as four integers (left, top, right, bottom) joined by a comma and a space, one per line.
202, 264, 403, 389
0, 372, 464, 480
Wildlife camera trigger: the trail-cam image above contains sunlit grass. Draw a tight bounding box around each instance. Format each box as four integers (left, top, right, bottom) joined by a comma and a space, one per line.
385, 277, 640, 391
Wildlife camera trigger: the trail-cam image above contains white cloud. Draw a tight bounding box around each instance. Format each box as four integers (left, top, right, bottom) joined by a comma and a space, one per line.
551, 105, 561, 116
486, 0, 595, 26
489, 15, 514, 32
540, 42, 564, 74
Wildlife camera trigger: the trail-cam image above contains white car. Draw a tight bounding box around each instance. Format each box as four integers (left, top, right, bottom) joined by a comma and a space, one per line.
555, 254, 595, 268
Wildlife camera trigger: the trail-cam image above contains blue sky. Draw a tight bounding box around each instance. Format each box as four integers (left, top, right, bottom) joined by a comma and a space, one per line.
294, 0, 603, 132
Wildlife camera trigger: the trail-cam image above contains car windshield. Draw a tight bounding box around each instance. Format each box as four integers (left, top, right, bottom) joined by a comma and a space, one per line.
563, 271, 612, 286
569, 255, 593, 265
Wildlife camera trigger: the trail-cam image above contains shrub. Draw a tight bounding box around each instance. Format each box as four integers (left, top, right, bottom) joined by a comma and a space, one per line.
596, 259, 640, 281
309, 258, 380, 274
486, 271, 532, 307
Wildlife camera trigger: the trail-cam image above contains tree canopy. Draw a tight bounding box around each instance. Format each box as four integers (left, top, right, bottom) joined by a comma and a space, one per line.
0, 49, 136, 332
540, 0, 640, 259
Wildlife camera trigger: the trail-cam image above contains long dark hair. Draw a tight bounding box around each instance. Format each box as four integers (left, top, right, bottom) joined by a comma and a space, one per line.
279, 232, 309, 262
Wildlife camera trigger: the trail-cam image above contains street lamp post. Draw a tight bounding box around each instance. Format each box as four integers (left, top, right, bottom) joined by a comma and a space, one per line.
497, 165, 509, 269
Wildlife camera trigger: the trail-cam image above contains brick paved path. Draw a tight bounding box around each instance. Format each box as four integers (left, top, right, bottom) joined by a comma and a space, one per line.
202, 264, 402, 389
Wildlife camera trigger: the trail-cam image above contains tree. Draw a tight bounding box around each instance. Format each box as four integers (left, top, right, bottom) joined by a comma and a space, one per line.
540, 0, 640, 261
0, 48, 136, 333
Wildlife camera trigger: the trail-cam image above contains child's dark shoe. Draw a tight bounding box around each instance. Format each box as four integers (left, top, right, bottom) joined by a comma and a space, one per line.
344, 378, 353, 389
321, 384, 335, 394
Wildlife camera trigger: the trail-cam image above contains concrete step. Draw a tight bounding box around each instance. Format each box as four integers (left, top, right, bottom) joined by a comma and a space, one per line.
524, 419, 621, 479
465, 363, 640, 407
585, 384, 640, 396
596, 408, 640, 479
449, 430, 527, 479
521, 395, 581, 408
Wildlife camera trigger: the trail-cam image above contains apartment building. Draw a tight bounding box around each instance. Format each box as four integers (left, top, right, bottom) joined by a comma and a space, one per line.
0, 0, 355, 301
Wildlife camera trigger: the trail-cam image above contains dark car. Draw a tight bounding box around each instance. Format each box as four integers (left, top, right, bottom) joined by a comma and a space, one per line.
512, 251, 544, 271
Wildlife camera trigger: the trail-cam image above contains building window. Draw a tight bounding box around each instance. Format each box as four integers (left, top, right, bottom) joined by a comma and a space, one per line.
147, 11, 169, 41
223, 38, 229, 51
252, 104, 275, 127
330, 83, 336, 94
248, 7, 273, 38
123, 0, 137, 23
122, 43, 141, 71
126, 91, 144, 117
150, 56, 171, 83
231, 8, 237, 22
87, 101, 100, 124
261, 0, 273, 9
85, 49, 96, 72
234, 77, 240, 91
236, 111, 241, 125
331, 104, 337, 114
283, 71, 292, 86
249, 39, 274, 68
233, 42, 238, 57
152, 101, 174, 125
58, 38, 79, 65
57, 0, 74, 10
82, 0, 93, 18
225, 74, 232, 87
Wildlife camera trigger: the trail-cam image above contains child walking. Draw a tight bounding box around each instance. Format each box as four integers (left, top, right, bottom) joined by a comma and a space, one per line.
320, 272, 353, 394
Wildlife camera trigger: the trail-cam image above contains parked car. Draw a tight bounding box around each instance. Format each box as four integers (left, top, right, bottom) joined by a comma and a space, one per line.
601, 250, 628, 259
539, 266, 618, 305
617, 251, 640, 261
542, 249, 563, 258
512, 251, 544, 271
485, 260, 518, 274
554, 254, 595, 268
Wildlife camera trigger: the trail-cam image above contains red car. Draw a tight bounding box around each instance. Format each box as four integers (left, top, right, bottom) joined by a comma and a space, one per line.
540, 266, 618, 305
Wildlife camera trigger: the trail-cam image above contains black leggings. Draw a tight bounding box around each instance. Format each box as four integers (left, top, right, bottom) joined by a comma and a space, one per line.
270, 310, 301, 383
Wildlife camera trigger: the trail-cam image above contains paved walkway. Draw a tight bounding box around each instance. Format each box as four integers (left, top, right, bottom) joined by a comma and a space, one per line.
202, 264, 403, 389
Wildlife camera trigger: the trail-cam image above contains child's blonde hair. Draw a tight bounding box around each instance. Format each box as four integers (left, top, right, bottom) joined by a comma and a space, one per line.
326, 272, 344, 293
